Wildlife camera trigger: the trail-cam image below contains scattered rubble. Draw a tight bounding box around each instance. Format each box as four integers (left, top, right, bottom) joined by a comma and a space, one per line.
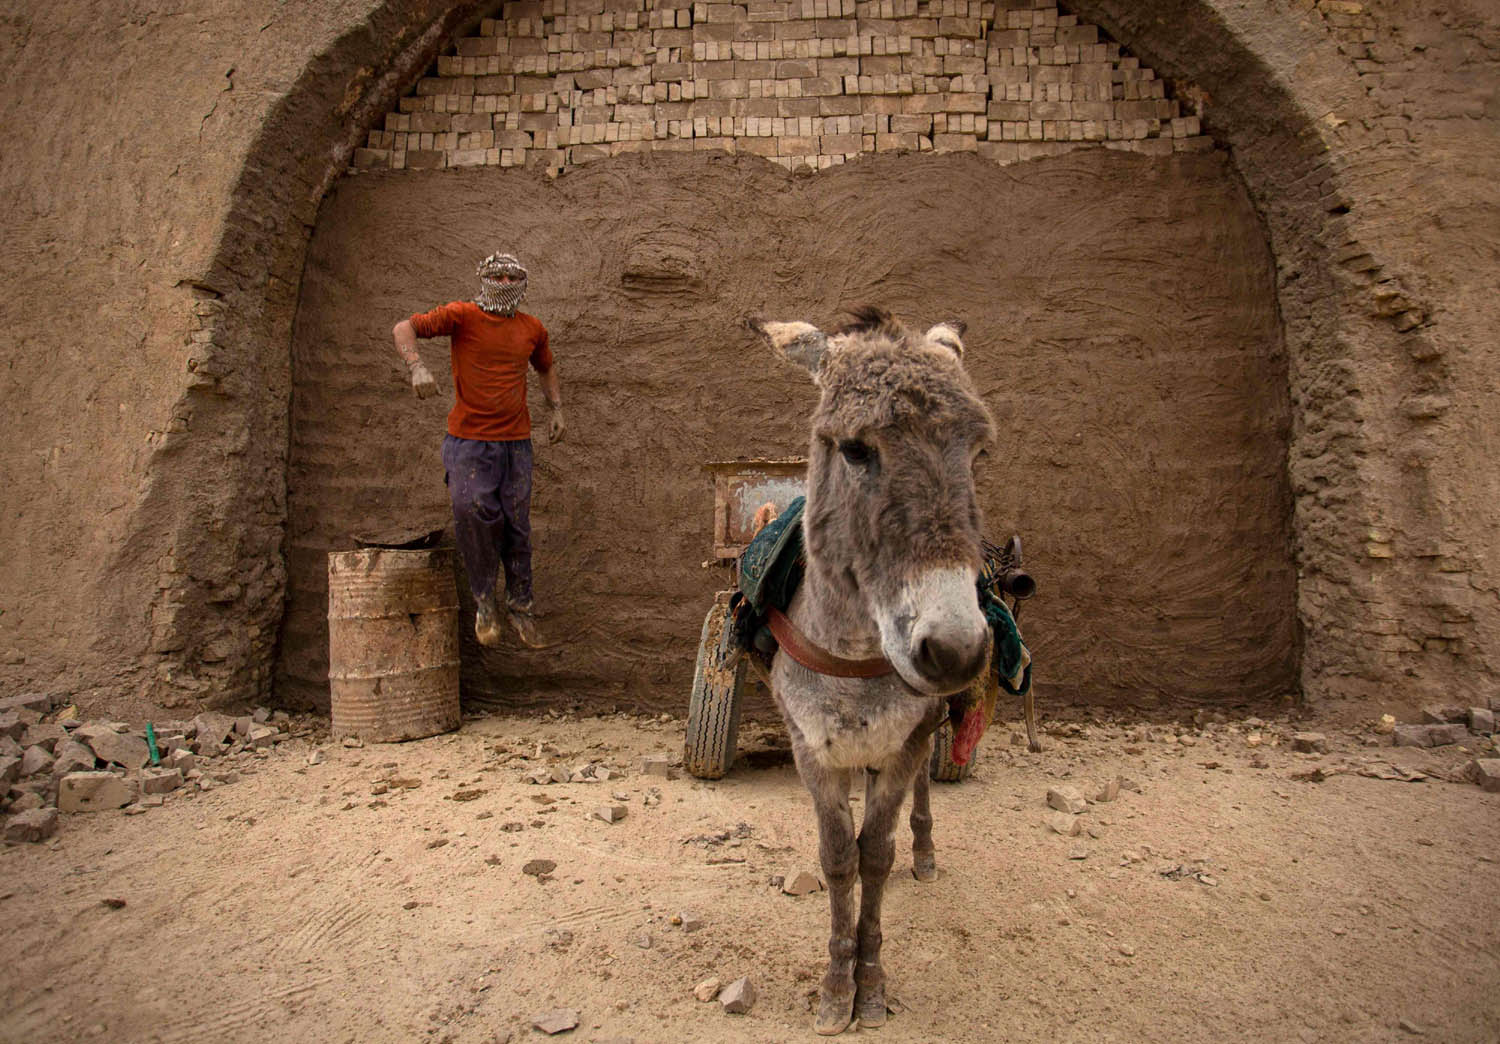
1046, 812, 1081, 837
531, 1009, 579, 1035
781, 870, 824, 896
693, 977, 722, 1002
1, 705, 303, 843
1466, 759, 1500, 793
1046, 785, 1087, 814
719, 976, 756, 1014
1291, 732, 1328, 754
3, 807, 58, 843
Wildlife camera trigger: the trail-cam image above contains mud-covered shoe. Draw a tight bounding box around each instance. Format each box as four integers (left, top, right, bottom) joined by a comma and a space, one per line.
474, 595, 502, 647
507, 606, 544, 649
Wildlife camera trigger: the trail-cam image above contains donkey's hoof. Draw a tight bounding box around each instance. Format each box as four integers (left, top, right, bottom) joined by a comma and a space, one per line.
814, 989, 854, 1036
912, 849, 937, 882
855, 982, 888, 1028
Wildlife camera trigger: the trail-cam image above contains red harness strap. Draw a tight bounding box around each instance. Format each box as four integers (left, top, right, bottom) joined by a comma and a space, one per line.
767, 608, 896, 679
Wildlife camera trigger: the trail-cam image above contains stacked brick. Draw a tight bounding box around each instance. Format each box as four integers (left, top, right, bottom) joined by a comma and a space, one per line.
349, 0, 1211, 176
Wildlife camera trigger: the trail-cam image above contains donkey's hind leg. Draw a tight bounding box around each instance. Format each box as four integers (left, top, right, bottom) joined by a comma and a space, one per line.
910, 734, 937, 882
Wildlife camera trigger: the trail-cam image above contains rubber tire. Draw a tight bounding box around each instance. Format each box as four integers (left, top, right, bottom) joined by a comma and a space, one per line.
684, 593, 748, 780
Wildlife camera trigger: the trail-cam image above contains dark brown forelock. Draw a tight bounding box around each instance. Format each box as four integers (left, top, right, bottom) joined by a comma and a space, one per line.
816, 317, 994, 439
831, 305, 909, 344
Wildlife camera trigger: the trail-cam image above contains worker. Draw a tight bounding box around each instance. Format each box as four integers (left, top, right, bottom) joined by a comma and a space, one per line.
391, 251, 563, 650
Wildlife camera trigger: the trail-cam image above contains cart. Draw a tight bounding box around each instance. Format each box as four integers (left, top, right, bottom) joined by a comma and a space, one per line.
684, 459, 1025, 781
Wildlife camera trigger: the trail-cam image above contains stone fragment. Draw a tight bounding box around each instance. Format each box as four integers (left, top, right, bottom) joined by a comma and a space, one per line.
1291, 732, 1328, 754
1046, 786, 1087, 814
1093, 778, 1121, 803
19, 746, 54, 777
0, 711, 25, 741
1398, 1017, 1424, 1035
549, 764, 572, 784
5, 807, 60, 842
51, 740, 96, 775
531, 1009, 579, 1035
781, 870, 823, 896
719, 976, 756, 1014
1374, 714, 1396, 735
678, 912, 704, 932
1468, 708, 1494, 734
19, 724, 66, 753
252, 706, 271, 724
82, 729, 151, 770
140, 767, 184, 795
694, 977, 722, 1002
342, 736, 364, 748
592, 805, 627, 824
1468, 759, 1500, 793
306, 749, 325, 766
1393, 725, 1435, 748
0, 693, 52, 714
9, 791, 44, 813
1420, 705, 1466, 724
0, 736, 19, 760
1046, 812, 1081, 836
0, 757, 19, 786
192, 712, 238, 744
247, 726, 279, 749
1426, 723, 1470, 747
58, 771, 138, 812
630, 929, 652, 948
522, 858, 557, 877
167, 749, 198, 772
639, 755, 672, 776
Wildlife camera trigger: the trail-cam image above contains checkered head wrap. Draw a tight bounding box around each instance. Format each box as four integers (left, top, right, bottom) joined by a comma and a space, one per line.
475, 252, 528, 315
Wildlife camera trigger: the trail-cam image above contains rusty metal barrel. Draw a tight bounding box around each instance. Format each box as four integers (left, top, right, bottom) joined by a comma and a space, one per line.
327, 547, 460, 742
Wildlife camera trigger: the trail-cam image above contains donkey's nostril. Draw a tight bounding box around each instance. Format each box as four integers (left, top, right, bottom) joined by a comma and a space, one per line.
913, 630, 984, 687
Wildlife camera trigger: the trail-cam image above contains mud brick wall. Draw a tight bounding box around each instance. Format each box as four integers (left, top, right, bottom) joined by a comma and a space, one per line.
347, 0, 1210, 178
3, 0, 1496, 722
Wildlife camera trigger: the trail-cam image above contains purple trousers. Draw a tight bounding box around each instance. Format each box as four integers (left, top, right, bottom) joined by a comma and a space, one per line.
442, 435, 533, 609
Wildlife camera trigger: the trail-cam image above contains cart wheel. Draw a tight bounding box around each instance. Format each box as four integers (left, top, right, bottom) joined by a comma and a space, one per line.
684, 592, 748, 780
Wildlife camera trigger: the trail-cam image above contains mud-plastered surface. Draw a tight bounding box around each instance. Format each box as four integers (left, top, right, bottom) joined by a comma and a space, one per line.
282, 149, 1294, 714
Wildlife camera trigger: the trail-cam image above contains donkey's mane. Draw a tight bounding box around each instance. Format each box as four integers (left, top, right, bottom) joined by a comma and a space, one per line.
832, 305, 909, 344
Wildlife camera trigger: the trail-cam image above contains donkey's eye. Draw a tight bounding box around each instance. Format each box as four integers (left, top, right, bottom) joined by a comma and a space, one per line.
838, 440, 876, 468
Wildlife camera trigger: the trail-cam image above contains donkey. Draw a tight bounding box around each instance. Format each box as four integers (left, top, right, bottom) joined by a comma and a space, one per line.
748, 307, 997, 1035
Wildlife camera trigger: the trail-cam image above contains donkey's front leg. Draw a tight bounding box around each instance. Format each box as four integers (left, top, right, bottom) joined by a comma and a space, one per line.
853, 760, 921, 1028
807, 765, 858, 1035
909, 734, 937, 882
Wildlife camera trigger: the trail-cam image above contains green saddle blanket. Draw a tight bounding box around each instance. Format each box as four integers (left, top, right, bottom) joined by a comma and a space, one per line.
736, 495, 806, 614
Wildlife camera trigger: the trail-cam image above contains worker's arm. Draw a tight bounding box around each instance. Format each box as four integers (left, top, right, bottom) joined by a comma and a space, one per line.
393, 319, 437, 399
539, 364, 564, 444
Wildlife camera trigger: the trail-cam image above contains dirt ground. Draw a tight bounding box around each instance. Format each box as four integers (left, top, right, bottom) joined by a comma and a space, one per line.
3, 705, 1498, 1044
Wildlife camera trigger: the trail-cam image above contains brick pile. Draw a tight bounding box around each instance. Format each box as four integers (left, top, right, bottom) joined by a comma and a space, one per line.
349, 0, 1210, 177
0, 692, 298, 844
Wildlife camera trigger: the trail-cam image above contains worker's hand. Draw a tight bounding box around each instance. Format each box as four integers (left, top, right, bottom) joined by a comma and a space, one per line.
408, 360, 437, 399
548, 408, 566, 445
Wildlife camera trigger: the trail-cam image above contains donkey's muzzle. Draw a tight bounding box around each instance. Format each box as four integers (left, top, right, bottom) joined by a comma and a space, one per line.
909, 617, 988, 693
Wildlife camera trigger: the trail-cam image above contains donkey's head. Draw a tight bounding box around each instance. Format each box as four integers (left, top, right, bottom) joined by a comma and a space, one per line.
750, 306, 996, 696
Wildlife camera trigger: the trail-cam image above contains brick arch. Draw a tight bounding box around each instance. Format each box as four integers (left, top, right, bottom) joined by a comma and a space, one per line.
125, 0, 1464, 710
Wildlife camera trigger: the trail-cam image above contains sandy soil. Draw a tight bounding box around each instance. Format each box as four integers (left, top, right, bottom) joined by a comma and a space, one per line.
3, 706, 1498, 1044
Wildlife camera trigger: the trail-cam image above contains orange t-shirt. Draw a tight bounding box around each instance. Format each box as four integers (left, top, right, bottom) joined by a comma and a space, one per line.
408, 302, 555, 441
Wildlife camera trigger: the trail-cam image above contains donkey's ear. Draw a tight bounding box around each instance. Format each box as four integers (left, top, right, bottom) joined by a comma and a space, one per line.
746, 317, 829, 375
922, 320, 966, 359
